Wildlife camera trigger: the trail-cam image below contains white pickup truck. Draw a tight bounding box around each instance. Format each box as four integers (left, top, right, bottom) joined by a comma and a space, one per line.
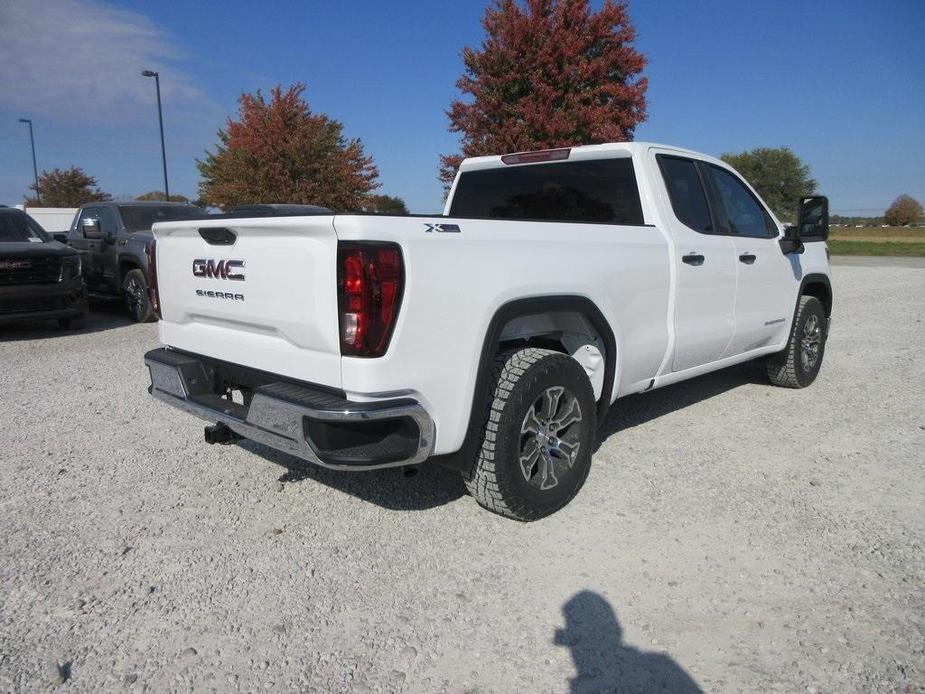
144, 142, 832, 520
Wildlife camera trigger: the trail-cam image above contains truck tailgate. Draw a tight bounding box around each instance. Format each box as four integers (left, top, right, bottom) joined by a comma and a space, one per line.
152, 216, 342, 389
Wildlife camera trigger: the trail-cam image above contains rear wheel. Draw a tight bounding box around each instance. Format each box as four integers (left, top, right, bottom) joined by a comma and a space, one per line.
465, 348, 596, 521
123, 269, 154, 323
766, 295, 827, 388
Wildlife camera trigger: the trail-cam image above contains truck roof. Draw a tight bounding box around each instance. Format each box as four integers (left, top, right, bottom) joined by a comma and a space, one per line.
457, 141, 723, 173
77, 201, 201, 210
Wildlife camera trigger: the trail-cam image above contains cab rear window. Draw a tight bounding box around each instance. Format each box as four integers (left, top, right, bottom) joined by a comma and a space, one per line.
119, 205, 208, 233
449, 158, 644, 225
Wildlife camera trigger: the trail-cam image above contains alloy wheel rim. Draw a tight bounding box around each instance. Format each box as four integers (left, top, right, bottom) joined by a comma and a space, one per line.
127, 277, 145, 317
800, 313, 821, 371
519, 386, 583, 491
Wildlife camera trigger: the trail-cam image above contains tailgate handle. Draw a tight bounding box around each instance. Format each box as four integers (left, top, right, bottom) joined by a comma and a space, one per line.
199, 227, 236, 245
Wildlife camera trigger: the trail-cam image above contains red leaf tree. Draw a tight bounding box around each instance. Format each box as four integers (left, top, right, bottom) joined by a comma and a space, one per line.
25, 167, 111, 207
440, 0, 648, 189
198, 83, 379, 210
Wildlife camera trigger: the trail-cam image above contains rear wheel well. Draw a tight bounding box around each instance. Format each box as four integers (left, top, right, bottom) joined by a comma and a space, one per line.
119, 260, 141, 285
431, 296, 616, 476
496, 310, 608, 402
499, 336, 566, 354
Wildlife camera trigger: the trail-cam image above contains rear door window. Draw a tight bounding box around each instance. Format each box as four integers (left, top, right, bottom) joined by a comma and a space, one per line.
449, 158, 644, 225
657, 155, 713, 233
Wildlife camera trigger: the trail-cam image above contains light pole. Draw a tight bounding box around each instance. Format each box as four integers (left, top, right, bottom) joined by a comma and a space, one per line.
18, 118, 39, 202
141, 70, 169, 200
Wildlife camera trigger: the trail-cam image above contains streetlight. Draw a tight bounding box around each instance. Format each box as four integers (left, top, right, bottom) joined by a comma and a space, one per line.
141, 69, 169, 200
18, 118, 39, 202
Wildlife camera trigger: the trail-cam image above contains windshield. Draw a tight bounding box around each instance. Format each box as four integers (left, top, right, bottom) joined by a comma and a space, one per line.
118, 205, 208, 233
0, 213, 50, 243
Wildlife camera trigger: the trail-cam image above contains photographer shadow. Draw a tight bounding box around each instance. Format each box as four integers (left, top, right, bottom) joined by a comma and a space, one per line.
555, 591, 702, 693
240, 362, 767, 513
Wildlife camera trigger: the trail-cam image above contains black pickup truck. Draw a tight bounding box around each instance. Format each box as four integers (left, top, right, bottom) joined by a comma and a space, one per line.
0, 207, 87, 329
66, 201, 207, 321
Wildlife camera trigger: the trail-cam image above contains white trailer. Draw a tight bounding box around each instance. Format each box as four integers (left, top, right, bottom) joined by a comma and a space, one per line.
15, 206, 77, 234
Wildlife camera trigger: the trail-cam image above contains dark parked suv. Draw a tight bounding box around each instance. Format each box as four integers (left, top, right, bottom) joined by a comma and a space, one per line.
0, 207, 87, 328
67, 201, 207, 322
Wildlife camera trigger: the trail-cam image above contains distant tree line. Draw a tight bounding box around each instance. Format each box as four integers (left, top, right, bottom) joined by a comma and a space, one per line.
830, 195, 924, 227
830, 214, 885, 226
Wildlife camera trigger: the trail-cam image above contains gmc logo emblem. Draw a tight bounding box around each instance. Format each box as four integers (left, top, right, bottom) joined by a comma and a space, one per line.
192, 258, 245, 281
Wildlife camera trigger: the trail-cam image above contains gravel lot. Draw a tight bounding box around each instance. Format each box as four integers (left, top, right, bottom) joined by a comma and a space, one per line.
1, 264, 923, 693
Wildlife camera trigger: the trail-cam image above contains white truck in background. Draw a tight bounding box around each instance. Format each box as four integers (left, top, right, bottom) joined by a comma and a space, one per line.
16, 206, 78, 241
144, 142, 832, 520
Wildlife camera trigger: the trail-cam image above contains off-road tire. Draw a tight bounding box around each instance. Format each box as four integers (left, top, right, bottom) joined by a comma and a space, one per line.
766, 295, 827, 388
464, 348, 597, 521
123, 269, 155, 323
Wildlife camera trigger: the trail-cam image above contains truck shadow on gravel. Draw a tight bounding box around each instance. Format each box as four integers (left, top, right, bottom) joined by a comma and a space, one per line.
239, 440, 468, 511
595, 361, 767, 451
241, 362, 768, 512
556, 591, 702, 693
0, 302, 134, 342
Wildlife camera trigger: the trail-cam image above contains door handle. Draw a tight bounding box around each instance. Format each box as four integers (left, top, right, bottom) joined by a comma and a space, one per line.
682, 253, 705, 266
739, 253, 757, 265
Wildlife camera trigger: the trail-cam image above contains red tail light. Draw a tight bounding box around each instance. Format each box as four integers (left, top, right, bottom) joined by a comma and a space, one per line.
145, 240, 161, 319
337, 242, 404, 357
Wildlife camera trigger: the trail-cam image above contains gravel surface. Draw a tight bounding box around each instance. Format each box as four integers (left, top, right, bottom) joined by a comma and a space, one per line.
1, 267, 923, 693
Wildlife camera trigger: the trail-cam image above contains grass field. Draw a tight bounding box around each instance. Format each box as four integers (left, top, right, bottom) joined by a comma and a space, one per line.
828, 240, 925, 256
828, 226, 925, 256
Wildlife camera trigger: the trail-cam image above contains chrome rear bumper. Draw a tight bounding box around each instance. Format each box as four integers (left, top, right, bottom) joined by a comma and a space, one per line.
144, 348, 435, 470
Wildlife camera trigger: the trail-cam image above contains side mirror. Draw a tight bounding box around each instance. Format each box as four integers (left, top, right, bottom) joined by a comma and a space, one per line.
797, 195, 829, 241
779, 224, 804, 255
81, 217, 102, 239
51, 232, 68, 244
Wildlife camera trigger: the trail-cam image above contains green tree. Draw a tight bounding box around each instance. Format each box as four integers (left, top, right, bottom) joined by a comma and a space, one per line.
198, 83, 379, 210
136, 191, 190, 203
25, 167, 111, 207
440, 0, 647, 190
362, 194, 408, 215
720, 147, 816, 221
883, 194, 923, 226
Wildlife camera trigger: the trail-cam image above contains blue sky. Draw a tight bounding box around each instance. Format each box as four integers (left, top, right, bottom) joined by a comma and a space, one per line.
1, 0, 922, 215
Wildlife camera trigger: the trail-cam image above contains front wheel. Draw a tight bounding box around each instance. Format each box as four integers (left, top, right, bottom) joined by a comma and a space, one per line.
123, 269, 155, 323
766, 295, 828, 388
465, 348, 597, 521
